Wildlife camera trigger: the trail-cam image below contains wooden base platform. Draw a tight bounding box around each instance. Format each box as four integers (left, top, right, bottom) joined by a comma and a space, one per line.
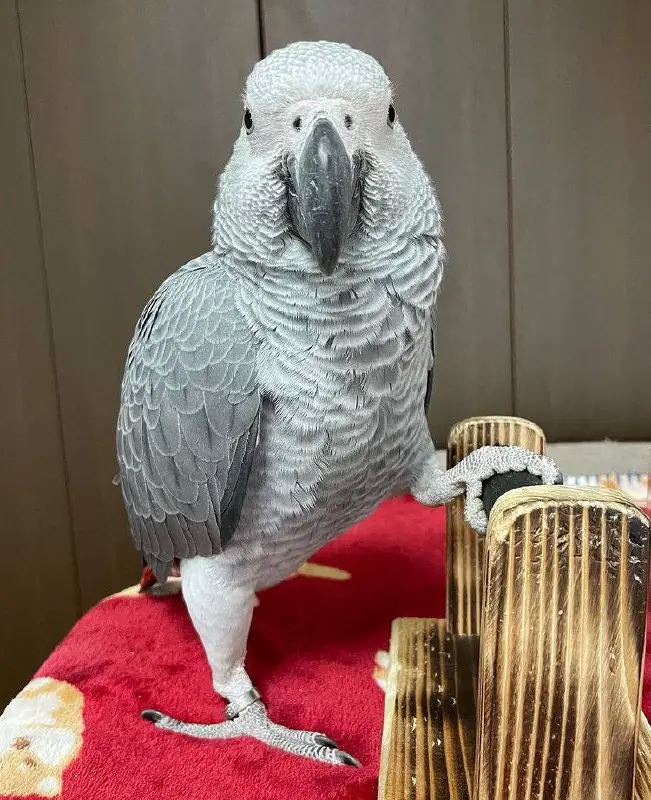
379, 454, 650, 799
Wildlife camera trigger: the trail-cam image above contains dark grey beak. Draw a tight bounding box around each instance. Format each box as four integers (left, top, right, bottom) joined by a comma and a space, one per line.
287, 118, 360, 275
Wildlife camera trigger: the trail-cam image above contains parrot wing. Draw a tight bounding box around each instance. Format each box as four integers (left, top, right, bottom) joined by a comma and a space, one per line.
422, 229, 442, 414
424, 326, 435, 412
116, 253, 260, 581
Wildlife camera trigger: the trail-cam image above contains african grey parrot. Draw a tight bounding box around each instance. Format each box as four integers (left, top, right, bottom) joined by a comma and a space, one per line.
116, 41, 560, 766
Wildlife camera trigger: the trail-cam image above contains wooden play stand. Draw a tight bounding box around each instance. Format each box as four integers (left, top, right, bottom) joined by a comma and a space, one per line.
378, 416, 651, 800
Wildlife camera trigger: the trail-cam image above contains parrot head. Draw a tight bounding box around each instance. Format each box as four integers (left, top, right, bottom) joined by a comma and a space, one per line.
213, 41, 438, 276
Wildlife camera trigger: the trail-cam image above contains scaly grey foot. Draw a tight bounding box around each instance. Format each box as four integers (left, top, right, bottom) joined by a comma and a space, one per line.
142, 692, 360, 767
412, 444, 562, 533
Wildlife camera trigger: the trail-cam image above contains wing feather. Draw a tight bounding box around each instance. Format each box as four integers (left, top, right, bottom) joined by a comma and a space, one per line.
117, 252, 260, 581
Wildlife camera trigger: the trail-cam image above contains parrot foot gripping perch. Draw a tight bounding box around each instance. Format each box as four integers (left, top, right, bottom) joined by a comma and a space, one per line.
142, 695, 361, 767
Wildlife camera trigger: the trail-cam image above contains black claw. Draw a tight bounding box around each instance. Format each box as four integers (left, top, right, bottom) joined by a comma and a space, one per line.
314, 734, 338, 749
142, 709, 164, 724
335, 750, 362, 768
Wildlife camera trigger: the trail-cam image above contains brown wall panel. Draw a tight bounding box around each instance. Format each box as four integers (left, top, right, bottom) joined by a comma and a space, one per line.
19, 0, 261, 607
0, 1, 79, 706
509, 0, 651, 440
261, 0, 514, 444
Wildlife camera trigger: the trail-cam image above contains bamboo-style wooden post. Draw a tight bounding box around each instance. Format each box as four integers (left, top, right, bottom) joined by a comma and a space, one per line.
475, 486, 650, 799
446, 416, 546, 635
378, 617, 479, 799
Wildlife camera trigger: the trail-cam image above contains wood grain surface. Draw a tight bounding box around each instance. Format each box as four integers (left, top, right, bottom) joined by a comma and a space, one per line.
476, 486, 650, 799
446, 416, 546, 635
378, 618, 480, 800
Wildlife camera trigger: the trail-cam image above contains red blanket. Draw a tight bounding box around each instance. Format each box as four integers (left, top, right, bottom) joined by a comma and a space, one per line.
1, 497, 649, 799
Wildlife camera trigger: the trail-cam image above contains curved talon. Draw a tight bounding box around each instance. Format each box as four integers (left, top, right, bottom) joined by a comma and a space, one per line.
314, 733, 338, 748
333, 749, 361, 767
141, 709, 164, 724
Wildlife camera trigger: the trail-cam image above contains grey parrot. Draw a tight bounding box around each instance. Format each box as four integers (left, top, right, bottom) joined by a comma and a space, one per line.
116, 41, 560, 766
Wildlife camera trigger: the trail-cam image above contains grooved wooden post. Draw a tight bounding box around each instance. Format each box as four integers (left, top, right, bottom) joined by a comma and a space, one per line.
446, 416, 546, 635
475, 486, 650, 800
378, 618, 479, 800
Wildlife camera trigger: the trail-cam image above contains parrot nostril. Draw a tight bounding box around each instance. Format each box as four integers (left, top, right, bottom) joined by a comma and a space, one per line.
344, 114, 353, 129
293, 116, 302, 131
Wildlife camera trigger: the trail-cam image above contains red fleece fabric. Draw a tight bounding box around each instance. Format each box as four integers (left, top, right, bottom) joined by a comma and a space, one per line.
18, 498, 651, 799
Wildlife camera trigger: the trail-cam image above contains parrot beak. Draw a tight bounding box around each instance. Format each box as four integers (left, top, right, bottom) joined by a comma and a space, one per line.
287, 118, 361, 276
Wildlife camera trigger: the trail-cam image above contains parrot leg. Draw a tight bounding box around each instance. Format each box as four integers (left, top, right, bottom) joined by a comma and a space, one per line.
141, 555, 360, 767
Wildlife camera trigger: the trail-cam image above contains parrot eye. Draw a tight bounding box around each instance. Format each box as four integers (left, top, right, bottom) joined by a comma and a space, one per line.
243, 108, 254, 134
387, 103, 396, 128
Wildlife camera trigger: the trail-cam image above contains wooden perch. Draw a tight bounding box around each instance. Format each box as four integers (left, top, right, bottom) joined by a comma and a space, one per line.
475, 486, 650, 799
379, 416, 651, 800
446, 416, 546, 636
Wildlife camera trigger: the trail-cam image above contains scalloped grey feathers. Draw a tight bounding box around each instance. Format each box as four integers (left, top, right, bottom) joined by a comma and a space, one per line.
116, 252, 260, 580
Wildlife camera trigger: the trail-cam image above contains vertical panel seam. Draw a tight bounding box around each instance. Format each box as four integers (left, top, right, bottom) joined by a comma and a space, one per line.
14, 0, 82, 618
255, 0, 266, 58
503, 0, 517, 416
